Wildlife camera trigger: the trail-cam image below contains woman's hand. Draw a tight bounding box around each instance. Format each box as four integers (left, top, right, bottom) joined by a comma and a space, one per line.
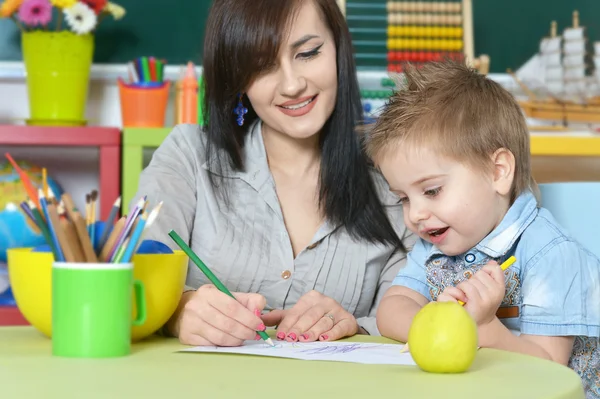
261, 290, 359, 342
169, 284, 268, 347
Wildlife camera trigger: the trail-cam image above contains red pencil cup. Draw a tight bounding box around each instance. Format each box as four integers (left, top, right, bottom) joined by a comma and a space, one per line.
118, 79, 170, 127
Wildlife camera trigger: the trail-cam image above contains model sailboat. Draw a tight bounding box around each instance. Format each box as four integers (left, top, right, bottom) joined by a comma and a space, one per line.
511, 11, 600, 125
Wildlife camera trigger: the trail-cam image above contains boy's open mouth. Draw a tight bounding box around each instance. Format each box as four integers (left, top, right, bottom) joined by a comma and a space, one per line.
428, 227, 449, 237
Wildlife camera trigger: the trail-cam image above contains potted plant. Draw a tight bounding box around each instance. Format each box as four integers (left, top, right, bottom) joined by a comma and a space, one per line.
0, 0, 125, 125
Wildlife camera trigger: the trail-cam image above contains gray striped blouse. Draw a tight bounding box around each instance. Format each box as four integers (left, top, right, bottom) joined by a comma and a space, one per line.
132, 121, 412, 335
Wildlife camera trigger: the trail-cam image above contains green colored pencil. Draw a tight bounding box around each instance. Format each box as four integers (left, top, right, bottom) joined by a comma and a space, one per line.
28, 200, 60, 260
168, 229, 274, 346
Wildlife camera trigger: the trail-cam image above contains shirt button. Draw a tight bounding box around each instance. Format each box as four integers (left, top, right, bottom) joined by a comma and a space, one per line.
465, 253, 476, 263
281, 270, 292, 280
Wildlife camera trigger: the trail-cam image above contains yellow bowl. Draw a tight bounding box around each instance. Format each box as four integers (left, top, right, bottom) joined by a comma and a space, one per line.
6, 248, 188, 341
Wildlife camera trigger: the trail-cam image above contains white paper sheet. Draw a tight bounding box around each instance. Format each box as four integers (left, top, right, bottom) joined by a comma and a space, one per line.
180, 340, 416, 366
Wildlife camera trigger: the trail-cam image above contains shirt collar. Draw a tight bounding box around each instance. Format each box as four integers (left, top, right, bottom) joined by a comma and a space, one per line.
425, 191, 539, 262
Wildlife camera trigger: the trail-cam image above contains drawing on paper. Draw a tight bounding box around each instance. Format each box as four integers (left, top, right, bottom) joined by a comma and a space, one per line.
297, 343, 384, 355
182, 340, 417, 366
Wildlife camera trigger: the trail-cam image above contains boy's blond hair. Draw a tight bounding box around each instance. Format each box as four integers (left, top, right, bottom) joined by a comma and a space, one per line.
365, 61, 537, 202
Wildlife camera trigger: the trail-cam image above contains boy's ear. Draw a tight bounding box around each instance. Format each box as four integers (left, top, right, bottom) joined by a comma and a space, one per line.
491, 148, 515, 196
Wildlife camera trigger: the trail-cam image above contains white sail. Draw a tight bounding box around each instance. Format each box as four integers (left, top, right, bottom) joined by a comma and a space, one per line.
540, 37, 562, 53
561, 15, 587, 99
594, 42, 600, 82
564, 67, 585, 79
564, 26, 585, 40
539, 31, 563, 94
563, 54, 584, 67
564, 40, 586, 53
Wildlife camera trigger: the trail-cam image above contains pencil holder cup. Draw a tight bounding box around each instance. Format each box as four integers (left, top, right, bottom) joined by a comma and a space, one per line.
118, 79, 171, 127
6, 248, 188, 342
51, 261, 146, 358
22, 31, 93, 126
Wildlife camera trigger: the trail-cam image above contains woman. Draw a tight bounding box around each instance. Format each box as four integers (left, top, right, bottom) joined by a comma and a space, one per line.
134, 0, 411, 347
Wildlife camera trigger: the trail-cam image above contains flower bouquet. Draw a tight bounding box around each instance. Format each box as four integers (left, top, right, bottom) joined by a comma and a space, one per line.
0, 0, 126, 125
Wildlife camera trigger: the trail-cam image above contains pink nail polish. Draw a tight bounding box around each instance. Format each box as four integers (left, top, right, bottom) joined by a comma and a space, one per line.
276, 332, 286, 340
287, 332, 297, 341
257, 323, 266, 331
300, 334, 309, 340
254, 309, 261, 317
320, 334, 329, 341
255, 334, 261, 340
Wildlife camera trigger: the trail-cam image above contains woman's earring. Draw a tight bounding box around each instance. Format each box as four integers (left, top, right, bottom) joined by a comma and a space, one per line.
234, 93, 248, 126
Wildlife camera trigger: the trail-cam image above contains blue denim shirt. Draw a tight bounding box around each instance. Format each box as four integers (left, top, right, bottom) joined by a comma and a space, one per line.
393, 191, 600, 398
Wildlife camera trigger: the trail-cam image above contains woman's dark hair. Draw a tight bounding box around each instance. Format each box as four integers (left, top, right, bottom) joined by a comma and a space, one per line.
202, 0, 404, 249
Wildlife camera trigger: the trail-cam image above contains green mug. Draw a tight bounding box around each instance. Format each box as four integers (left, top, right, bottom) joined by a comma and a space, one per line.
52, 262, 146, 358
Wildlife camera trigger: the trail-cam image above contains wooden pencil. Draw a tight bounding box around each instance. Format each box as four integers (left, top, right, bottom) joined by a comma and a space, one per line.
61, 193, 97, 262
60, 218, 85, 262
42, 168, 48, 197
47, 203, 76, 262
99, 216, 127, 262
90, 190, 98, 249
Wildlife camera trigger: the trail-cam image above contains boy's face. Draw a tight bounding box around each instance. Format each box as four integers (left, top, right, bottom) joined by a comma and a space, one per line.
378, 147, 510, 256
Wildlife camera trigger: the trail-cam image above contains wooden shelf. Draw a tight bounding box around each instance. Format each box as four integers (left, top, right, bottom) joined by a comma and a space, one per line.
530, 133, 600, 156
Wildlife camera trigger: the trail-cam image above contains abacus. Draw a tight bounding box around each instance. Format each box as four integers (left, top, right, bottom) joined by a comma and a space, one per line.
340, 0, 475, 73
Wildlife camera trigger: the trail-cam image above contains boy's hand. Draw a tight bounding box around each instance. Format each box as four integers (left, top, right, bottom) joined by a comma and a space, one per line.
437, 286, 468, 303
456, 261, 506, 326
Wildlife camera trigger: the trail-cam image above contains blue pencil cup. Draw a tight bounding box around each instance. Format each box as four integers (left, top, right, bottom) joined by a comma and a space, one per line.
539, 182, 600, 259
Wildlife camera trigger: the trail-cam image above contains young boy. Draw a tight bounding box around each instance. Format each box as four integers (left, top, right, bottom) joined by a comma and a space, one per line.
367, 61, 600, 398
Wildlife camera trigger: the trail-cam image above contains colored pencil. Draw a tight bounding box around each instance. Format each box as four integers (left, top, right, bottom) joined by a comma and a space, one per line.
108, 197, 145, 261
168, 229, 274, 347
400, 256, 517, 353
47, 201, 76, 262
19, 201, 40, 234
149, 57, 157, 82
42, 168, 48, 197
61, 193, 97, 263
39, 189, 65, 262
5, 153, 41, 211
455, 256, 516, 306
97, 196, 121, 251
113, 237, 129, 264
119, 201, 162, 263
28, 199, 59, 259
60, 218, 85, 262
90, 190, 98, 250
156, 59, 163, 82
141, 57, 151, 82
100, 216, 127, 262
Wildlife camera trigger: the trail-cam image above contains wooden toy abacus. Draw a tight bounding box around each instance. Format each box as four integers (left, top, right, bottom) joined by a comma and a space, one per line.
340, 0, 476, 73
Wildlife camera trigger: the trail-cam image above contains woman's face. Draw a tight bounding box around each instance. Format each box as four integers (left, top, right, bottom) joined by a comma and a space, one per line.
245, 1, 337, 140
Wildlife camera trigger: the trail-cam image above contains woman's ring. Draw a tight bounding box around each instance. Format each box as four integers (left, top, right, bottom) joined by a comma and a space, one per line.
324, 313, 335, 324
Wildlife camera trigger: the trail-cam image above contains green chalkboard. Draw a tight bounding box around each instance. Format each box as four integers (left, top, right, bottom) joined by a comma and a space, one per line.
0, 0, 212, 65
0, 0, 599, 73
